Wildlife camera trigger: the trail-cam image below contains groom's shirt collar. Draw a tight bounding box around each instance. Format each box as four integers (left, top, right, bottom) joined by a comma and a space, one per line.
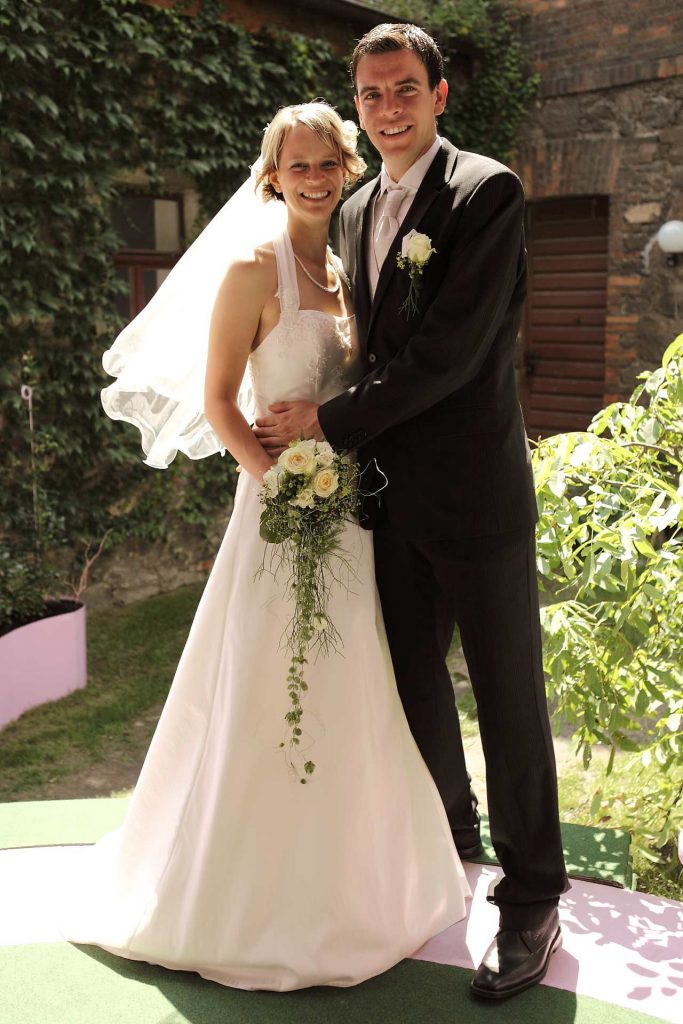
378, 134, 442, 198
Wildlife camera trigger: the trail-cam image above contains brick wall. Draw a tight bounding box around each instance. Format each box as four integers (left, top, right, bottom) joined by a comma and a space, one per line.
509, 0, 683, 398
515, 0, 683, 97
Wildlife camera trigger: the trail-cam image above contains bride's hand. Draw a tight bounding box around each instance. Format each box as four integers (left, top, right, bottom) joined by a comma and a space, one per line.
235, 446, 276, 479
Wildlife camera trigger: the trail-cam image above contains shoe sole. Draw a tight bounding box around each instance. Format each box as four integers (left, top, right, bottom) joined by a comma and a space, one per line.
469, 927, 563, 1001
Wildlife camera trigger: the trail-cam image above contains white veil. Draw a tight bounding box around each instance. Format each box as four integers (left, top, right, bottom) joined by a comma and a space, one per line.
102, 164, 287, 469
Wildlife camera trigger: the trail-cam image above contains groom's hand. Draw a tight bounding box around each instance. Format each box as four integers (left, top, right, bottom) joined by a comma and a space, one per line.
254, 400, 324, 457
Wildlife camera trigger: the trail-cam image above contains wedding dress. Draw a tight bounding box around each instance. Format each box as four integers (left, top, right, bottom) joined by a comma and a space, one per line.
58, 228, 470, 991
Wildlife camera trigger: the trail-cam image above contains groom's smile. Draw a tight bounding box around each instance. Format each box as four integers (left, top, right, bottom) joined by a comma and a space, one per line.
381, 125, 410, 136
354, 50, 447, 181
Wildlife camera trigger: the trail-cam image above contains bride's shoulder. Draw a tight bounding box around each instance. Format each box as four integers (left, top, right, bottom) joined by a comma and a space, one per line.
253, 242, 277, 274
218, 243, 277, 299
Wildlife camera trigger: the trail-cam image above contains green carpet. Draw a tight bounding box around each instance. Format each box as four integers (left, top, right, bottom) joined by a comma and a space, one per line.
0, 798, 634, 888
0, 944, 669, 1024
477, 813, 634, 889
0, 796, 130, 850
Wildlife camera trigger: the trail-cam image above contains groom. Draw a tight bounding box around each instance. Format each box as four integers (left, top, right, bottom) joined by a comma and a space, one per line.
255, 23, 569, 999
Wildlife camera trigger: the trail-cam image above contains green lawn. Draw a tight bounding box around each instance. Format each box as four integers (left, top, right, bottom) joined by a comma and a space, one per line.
1, 582, 681, 901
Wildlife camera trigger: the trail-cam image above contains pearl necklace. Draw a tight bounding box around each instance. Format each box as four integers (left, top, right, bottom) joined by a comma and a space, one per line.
293, 251, 341, 294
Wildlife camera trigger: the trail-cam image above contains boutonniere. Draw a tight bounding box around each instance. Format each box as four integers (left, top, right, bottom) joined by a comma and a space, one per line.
396, 230, 436, 319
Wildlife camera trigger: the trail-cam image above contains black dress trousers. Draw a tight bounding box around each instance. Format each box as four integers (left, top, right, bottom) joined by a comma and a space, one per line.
373, 524, 570, 928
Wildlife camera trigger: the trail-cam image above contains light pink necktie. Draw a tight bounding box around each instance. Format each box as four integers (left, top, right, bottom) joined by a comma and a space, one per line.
373, 186, 408, 270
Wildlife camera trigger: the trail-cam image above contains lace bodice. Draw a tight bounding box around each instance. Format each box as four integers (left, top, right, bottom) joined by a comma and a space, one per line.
246, 230, 361, 418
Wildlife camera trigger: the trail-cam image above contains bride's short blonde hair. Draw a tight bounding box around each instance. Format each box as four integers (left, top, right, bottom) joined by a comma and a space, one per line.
256, 101, 366, 202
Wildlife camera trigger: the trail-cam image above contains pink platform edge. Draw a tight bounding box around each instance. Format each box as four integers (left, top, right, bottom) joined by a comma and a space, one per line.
0, 604, 87, 729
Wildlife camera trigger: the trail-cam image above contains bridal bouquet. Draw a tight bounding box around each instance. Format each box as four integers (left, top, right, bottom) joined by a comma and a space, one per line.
258, 438, 359, 780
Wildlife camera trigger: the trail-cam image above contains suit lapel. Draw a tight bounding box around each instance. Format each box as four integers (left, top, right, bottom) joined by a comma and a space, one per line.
368, 141, 459, 337
351, 177, 379, 352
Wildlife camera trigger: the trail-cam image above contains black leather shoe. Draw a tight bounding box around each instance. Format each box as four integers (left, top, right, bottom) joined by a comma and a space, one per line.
470, 910, 562, 1000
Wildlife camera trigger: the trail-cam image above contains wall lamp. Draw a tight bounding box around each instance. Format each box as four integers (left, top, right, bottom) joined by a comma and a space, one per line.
657, 220, 683, 267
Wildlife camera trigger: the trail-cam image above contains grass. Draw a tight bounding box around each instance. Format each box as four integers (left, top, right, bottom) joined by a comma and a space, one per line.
552, 754, 683, 901
0, 584, 204, 798
454, 690, 479, 738
1, 582, 681, 901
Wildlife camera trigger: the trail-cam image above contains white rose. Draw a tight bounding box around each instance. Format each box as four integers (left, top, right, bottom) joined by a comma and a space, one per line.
312, 467, 339, 499
402, 229, 435, 265
262, 466, 282, 497
315, 441, 335, 467
278, 442, 316, 475
289, 485, 315, 509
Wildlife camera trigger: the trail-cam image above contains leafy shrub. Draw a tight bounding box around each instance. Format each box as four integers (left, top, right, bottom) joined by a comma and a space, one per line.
534, 336, 683, 860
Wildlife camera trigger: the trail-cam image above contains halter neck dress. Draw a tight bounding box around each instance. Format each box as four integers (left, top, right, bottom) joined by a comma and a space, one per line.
57, 228, 470, 990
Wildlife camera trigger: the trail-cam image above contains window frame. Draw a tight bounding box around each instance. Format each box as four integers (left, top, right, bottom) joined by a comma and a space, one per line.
113, 191, 186, 319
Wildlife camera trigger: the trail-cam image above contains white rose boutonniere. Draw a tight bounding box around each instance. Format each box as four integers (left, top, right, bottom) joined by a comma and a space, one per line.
396, 229, 436, 318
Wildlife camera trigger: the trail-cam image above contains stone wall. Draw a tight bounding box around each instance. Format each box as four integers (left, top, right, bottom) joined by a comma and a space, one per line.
509, 0, 683, 398
83, 519, 227, 610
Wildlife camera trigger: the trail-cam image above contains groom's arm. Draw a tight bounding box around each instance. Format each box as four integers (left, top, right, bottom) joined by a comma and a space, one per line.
318, 171, 525, 450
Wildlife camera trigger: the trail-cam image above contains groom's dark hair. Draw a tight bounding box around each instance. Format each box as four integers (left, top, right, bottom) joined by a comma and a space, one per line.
351, 24, 444, 92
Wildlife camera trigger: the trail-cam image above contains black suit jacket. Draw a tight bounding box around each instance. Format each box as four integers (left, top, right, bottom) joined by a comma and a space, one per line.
318, 138, 538, 540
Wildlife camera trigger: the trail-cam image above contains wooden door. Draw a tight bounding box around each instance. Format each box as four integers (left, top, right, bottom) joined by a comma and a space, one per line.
520, 197, 608, 439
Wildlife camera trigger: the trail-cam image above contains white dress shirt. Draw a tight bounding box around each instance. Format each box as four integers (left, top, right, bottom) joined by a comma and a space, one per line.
367, 135, 442, 297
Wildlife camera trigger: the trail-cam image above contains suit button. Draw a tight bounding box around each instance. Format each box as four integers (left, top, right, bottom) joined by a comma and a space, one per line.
368, 353, 376, 364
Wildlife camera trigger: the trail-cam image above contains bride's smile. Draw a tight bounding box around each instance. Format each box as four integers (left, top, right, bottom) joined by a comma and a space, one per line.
269, 122, 346, 222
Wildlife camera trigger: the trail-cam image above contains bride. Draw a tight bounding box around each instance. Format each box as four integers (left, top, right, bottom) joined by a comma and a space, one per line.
58, 101, 470, 991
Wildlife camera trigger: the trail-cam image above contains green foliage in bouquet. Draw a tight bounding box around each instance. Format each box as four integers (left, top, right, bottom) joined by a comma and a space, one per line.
258, 441, 360, 780
533, 336, 683, 863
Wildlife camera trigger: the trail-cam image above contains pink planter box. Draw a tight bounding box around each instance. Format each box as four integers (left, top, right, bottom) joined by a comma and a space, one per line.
0, 603, 87, 729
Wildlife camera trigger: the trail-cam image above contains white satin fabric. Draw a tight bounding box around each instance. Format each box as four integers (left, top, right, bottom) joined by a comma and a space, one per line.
58, 230, 470, 990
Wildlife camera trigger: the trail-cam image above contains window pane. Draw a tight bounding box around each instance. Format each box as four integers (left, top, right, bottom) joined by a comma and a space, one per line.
112, 196, 156, 249
155, 267, 171, 290
140, 268, 167, 307
154, 199, 181, 251
111, 196, 182, 251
